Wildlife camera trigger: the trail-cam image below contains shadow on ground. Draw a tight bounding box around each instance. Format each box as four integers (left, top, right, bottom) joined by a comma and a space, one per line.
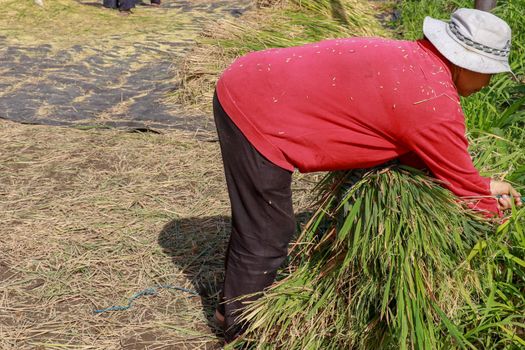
158, 215, 230, 342
157, 212, 313, 342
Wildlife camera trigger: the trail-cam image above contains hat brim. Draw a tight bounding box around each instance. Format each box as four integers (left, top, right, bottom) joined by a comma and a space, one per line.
423, 17, 512, 74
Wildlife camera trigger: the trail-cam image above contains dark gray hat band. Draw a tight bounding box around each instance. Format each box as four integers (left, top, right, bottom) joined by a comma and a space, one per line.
448, 22, 510, 58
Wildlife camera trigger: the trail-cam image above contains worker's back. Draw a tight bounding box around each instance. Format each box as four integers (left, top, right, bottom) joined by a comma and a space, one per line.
217, 37, 461, 173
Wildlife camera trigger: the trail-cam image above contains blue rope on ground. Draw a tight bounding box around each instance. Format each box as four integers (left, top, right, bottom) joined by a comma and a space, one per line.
94, 285, 199, 314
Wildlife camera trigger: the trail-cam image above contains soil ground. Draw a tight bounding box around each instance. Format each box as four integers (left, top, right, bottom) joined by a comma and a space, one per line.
0, 1, 319, 348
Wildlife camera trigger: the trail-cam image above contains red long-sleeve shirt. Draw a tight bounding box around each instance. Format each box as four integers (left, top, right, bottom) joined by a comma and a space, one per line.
216, 37, 498, 216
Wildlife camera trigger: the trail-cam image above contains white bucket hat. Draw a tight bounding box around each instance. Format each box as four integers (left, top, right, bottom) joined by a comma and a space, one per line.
423, 8, 512, 74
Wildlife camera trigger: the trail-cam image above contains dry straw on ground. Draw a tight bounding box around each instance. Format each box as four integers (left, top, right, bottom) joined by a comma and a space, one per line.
0, 0, 203, 48
1, 120, 225, 349
0, 119, 319, 349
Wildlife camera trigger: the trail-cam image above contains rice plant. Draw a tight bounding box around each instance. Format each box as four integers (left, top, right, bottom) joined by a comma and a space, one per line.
227, 166, 501, 350
460, 207, 525, 349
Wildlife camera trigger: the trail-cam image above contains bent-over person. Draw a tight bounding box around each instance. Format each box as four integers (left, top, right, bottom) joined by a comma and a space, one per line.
212, 8, 522, 343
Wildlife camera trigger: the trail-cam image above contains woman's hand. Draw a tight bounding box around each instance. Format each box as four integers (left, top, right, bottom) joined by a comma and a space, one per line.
490, 179, 522, 210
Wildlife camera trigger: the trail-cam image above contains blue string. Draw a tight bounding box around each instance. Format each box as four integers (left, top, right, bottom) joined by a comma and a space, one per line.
94, 285, 199, 314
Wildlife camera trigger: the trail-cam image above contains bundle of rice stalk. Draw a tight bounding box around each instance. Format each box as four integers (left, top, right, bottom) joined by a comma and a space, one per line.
227, 166, 493, 350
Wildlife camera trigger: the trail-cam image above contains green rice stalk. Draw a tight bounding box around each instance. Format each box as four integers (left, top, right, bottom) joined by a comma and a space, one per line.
227, 166, 494, 350
459, 207, 525, 349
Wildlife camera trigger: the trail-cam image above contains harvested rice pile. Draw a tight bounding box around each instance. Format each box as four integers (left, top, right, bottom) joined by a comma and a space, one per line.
229, 166, 524, 349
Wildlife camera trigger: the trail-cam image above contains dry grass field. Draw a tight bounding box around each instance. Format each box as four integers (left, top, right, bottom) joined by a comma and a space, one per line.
0, 120, 317, 349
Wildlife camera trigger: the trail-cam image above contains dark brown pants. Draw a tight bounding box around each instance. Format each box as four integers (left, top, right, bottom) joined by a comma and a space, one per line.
213, 92, 296, 342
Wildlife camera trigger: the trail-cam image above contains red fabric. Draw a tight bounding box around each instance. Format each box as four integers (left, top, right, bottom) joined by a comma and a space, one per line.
216, 37, 498, 216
